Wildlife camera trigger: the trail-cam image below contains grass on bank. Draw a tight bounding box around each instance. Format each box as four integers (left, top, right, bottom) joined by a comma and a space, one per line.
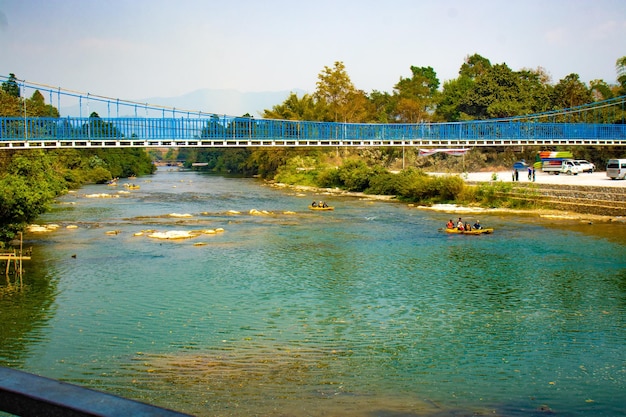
273, 155, 541, 209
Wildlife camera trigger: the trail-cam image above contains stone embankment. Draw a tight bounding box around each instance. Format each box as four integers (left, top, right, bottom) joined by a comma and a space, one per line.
504, 183, 626, 216
463, 172, 626, 217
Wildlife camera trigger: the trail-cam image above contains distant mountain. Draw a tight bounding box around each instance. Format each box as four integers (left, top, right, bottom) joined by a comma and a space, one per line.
60, 88, 306, 118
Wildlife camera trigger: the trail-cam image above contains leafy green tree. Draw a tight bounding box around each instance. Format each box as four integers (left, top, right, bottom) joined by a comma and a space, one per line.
436, 76, 475, 121
226, 114, 256, 138
82, 112, 124, 138
459, 54, 492, 79
458, 63, 522, 119
0, 151, 66, 241
178, 147, 199, 167
249, 148, 314, 179
214, 149, 252, 173
551, 73, 592, 110
314, 61, 370, 122
26, 90, 60, 117
457, 63, 553, 119
391, 66, 440, 122
342, 89, 375, 123
0, 89, 21, 117
368, 90, 395, 123
515, 68, 553, 114
1, 73, 20, 98
201, 115, 227, 138
84, 147, 154, 179
436, 54, 492, 121
263, 93, 326, 121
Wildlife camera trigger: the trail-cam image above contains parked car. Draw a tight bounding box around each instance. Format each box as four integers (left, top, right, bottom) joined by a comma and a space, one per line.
575, 160, 595, 173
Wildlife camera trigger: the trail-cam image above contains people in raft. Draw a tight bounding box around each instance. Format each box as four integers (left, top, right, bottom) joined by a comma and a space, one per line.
312, 200, 329, 208
447, 218, 483, 231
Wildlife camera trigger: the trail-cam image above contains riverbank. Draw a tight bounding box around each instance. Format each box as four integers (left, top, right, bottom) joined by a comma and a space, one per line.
269, 170, 626, 223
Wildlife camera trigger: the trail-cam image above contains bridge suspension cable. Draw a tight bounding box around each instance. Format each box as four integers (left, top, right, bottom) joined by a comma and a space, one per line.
1, 75, 625, 149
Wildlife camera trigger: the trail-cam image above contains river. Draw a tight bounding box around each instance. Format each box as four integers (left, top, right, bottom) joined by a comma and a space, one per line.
1, 167, 625, 416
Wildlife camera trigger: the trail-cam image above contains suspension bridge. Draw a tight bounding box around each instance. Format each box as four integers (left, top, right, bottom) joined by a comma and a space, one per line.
1, 76, 625, 149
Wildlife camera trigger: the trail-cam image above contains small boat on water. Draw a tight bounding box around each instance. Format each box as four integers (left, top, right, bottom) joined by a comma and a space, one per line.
444, 227, 493, 235
309, 206, 334, 211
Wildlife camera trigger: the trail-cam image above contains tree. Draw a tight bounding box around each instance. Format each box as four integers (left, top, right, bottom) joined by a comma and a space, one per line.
391, 66, 440, 122
1, 73, 20, 98
516, 68, 553, 114
458, 63, 525, 119
459, 54, 492, 79
0, 150, 65, 241
26, 90, 60, 117
551, 73, 592, 110
201, 115, 227, 138
82, 112, 123, 138
262, 92, 325, 121
436, 76, 475, 121
456, 63, 553, 119
436, 54, 492, 121
314, 61, 365, 122
368, 90, 395, 123
0, 89, 21, 117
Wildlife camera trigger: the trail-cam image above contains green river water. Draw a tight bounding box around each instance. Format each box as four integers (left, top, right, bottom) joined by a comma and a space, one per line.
1, 168, 625, 416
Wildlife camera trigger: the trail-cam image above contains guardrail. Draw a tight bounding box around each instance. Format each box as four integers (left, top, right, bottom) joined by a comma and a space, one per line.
0, 367, 193, 417
1, 117, 626, 148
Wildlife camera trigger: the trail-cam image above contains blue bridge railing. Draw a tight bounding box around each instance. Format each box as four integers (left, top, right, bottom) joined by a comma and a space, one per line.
1, 116, 625, 148
1, 75, 626, 148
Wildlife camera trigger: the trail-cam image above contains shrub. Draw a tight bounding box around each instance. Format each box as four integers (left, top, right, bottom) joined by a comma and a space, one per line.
470, 182, 512, 207
315, 168, 342, 188
365, 171, 401, 195
337, 159, 372, 191
85, 166, 112, 184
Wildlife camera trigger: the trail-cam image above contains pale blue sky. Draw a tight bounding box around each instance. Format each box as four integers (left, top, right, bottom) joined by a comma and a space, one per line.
1, 0, 625, 102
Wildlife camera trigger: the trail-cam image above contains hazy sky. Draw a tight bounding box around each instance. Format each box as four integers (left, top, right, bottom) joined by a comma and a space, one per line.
1, 0, 625, 102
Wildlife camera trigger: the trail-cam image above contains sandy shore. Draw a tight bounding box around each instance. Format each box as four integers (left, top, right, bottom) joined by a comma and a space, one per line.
414, 202, 626, 223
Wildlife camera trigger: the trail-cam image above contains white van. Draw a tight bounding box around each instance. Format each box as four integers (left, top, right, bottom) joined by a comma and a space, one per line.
606, 159, 626, 180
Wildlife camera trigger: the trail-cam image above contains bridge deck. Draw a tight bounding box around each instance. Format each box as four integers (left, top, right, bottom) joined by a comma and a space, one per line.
1, 138, 625, 149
